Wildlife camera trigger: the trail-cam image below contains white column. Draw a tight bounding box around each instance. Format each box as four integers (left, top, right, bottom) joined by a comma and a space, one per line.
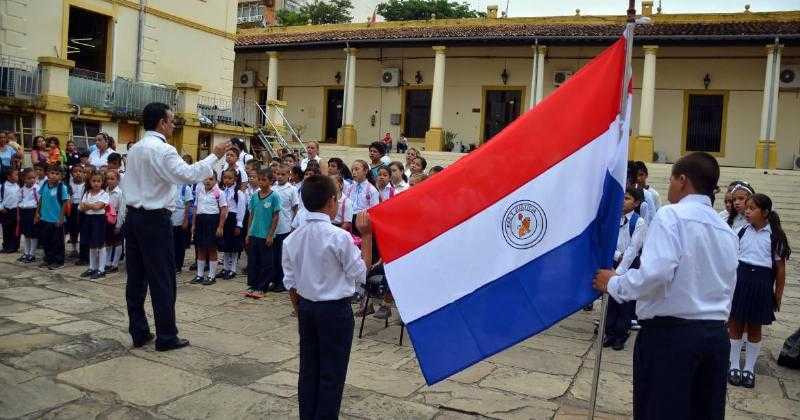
266, 51, 279, 121
343, 48, 357, 127
759, 45, 776, 141
638, 45, 658, 139
768, 44, 782, 141
534, 46, 546, 105
429, 46, 447, 129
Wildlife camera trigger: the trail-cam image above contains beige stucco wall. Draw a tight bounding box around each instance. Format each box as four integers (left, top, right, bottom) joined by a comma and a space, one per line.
234, 44, 800, 168
0, 0, 236, 95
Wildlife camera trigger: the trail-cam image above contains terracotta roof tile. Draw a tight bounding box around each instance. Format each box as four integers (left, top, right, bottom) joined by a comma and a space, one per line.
236, 19, 800, 49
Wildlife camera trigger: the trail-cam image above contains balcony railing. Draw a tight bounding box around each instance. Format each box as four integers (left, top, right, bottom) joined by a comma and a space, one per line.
0, 53, 41, 98
197, 93, 257, 127
68, 74, 178, 117
237, 14, 264, 24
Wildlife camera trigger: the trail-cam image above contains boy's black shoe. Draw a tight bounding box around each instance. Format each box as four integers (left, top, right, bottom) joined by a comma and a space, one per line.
80, 269, 96, 278
48, 263, 65, 270
611, 340, 625, 351
267, 283, 277, 292
602, 337, 614, 348
273, 285, 286, 293
190, 276, 204, 284
132, 332, 155, 348
155, 338, 190, 352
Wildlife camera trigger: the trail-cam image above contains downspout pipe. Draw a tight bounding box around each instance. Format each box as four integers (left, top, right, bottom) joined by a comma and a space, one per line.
135, 0, 146, 82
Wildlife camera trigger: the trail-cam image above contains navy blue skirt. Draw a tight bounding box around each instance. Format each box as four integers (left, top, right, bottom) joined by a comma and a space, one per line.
194, 213, 220, 249
730, 262, 776, 325
18, 208, 37, 237
80, 214, 106, 248
218, 212, 243, 253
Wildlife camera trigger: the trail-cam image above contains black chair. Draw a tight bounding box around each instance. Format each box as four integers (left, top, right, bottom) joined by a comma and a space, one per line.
357, 267, 405, 346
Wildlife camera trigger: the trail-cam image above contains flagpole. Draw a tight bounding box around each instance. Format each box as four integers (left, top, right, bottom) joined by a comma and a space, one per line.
587, 2, 636, 419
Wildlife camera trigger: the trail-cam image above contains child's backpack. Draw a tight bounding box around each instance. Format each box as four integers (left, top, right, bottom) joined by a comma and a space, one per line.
39, 182, 71, 216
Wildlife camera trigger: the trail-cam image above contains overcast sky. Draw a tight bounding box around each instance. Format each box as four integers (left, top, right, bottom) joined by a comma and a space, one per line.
348, 0, 799, 21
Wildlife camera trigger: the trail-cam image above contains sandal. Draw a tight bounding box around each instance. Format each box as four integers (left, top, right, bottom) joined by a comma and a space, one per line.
728, 368, 742, 387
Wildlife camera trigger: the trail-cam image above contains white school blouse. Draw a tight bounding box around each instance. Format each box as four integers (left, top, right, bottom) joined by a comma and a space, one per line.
194, 185, 227, 215
273, 182, 298, 235
19, 186, 39, 209
349, 180, 379, 214
81, 190, 109, 215
1, 181, 20, 210
222, 186, 246, 228
171, 185, 193, 227
738, 224, 780, 269
69, 181, 85, 204
332, 196, 354, 225
614, 211, 647, 275
607, 194, 739, 321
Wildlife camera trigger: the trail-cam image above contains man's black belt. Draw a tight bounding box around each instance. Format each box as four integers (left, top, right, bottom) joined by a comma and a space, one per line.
638, 316, 725, 328
127, 206, 170, 217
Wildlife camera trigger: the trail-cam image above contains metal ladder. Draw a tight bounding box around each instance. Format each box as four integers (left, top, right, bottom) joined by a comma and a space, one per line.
252, 102, 308, 159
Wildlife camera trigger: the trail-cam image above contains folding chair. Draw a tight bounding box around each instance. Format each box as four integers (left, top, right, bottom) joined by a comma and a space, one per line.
357, 270, 405, 346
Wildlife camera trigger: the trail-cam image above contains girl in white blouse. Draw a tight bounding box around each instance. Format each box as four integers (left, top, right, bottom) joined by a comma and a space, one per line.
79, 170, 110, 279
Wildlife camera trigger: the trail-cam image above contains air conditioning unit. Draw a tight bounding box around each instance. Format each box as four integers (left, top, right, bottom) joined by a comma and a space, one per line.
381, 68, 400, 87
779, 65, 800, 89
553, 70, 574, 87
793, 154, 800, 170
235, 70, 255, 88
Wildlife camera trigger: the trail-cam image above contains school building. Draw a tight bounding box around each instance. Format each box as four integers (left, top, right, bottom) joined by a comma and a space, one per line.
0, 0, 253, 159
234, 3, 800, 169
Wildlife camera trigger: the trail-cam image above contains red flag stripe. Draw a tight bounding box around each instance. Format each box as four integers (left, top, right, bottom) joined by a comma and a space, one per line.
369, 38, 627, 263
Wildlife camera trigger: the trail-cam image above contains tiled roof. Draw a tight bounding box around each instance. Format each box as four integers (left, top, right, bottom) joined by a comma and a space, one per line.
236, 15, 800, 50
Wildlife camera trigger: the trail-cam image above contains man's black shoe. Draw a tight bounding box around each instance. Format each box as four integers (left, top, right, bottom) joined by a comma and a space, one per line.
132, 333, 155, 348
155, 338, 190, 352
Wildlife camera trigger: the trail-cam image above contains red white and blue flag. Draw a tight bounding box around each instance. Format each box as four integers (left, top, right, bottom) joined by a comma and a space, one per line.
368, 36, 631, 385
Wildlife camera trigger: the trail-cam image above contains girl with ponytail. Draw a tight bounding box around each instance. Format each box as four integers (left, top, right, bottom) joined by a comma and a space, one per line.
727, 193, 791, 389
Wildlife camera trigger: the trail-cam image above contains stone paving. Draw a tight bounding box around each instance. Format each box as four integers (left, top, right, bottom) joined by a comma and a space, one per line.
1, 155, 800, 419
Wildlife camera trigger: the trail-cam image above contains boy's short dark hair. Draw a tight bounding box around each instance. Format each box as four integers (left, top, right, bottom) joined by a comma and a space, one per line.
107, 153, 122, 164
79, 150, 90, 158
672, 152, 719, 199
256, 167, 274, 180
369, 141, 386, 156
625, 186, 644, 203
429, 165, 444, 174
142, 102, 170, 130
46, 163, 62, 174
301, 175, 336, 212
635, 160, 648, 176
245, 158, 260, 168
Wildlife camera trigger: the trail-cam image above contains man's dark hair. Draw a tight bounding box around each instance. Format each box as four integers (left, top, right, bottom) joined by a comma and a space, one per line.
107, 153, 122, 164
369, 141, 386, 156
671, 152, 719, 201
142, 102, 170, 130
301, 175, 336, 212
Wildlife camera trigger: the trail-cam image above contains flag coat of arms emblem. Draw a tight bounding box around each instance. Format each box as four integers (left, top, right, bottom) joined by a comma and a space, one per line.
369, 37, 631, 385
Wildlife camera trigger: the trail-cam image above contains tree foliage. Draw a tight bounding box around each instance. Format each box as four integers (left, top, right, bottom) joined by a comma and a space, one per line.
277, 0, 354, 26
377, 0, 484, 21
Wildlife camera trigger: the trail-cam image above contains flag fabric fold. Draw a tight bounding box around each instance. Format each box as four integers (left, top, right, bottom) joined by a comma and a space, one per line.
368, 36, 631, 385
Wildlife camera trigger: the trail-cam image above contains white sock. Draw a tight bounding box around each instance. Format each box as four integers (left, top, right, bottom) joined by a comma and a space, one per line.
744, 341, 762, 373
209, 260, 218, 278
111, 245, 122, 267
89, 249, 98, 270
230, 254, 238, 273
97, 247, 107, 272
729, 339, 743, 370
22, 236, 29, 255
223, 253, 232, 271
29, 238, 38, 256
197, 259, 206, 277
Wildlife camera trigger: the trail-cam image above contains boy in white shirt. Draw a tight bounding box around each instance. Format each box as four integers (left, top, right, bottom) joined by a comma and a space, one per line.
270, 164, 298, 292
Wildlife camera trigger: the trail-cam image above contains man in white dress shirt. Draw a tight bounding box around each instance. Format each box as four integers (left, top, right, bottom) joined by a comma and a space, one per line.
121, 102, 230, 352
283, 175, 371, 420
594, 152, 738, 420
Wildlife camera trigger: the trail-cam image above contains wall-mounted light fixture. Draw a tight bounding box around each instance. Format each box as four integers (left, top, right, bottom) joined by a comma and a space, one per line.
501, 68, 509, 85
415, 71, 423, 84
703, 73, 711, 89
334, 71, 342, 84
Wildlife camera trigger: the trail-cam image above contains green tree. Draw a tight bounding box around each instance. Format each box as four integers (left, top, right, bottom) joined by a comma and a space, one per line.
377, 0, 484, 21
277, 0, 354, 26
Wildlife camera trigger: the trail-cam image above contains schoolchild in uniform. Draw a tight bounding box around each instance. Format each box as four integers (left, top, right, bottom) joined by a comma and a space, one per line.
36, 164, 70, 269
192, 174, 227, 285
244, 168, 281, 298
635, 161, 661, 223
75, 165, 93, 266
289, 166, 303, 186
271, 163, 298, 292
331, 175, 354, 232
104, 170, 125, 273
348, 160, 379, 233
327, 157, 355, 195
728, 193, 791, 388
172, 183, 193, 273
0, 168, 21, 253
593, 152, 739, 420
284, 175, 371, 420
388, 161, 409, 194
17, 168, 38, 263
218, 148, 248, 184
218, 168, 246, 280
66, 165, 85, 258
727, 181, 754, 231
291, 166, 322, 231
719, 186, 735, 221
79, 170, 109, 279
376, 166, 395, 202
604, 187, 647, 351
32, 162, 46, 190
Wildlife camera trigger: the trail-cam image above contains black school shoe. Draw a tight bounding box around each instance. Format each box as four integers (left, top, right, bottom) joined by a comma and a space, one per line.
190, 276, 204, 284
202, 276, 216, 286
80, 269, 96, 278
741, 370, 755, 388
728, 368, 742, 386
90, 271, 106, 280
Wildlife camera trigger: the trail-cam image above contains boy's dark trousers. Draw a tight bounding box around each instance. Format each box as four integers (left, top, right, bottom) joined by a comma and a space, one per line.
39, 221, 65, 265
633, 317, 729, 420
247, 237, 273, 292
173, 225, 187, 270
1, 210, 19, 252
604, 298, 635, 345
396, 142, 407, 153
297, 296, 354, 420
270, 232, 290, 288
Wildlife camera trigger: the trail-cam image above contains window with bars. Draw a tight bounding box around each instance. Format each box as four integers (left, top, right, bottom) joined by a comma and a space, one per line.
237, 2, 264, 24
0, 113, 34, 149
72, 120, 101, 152
685, 93, 725, 154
